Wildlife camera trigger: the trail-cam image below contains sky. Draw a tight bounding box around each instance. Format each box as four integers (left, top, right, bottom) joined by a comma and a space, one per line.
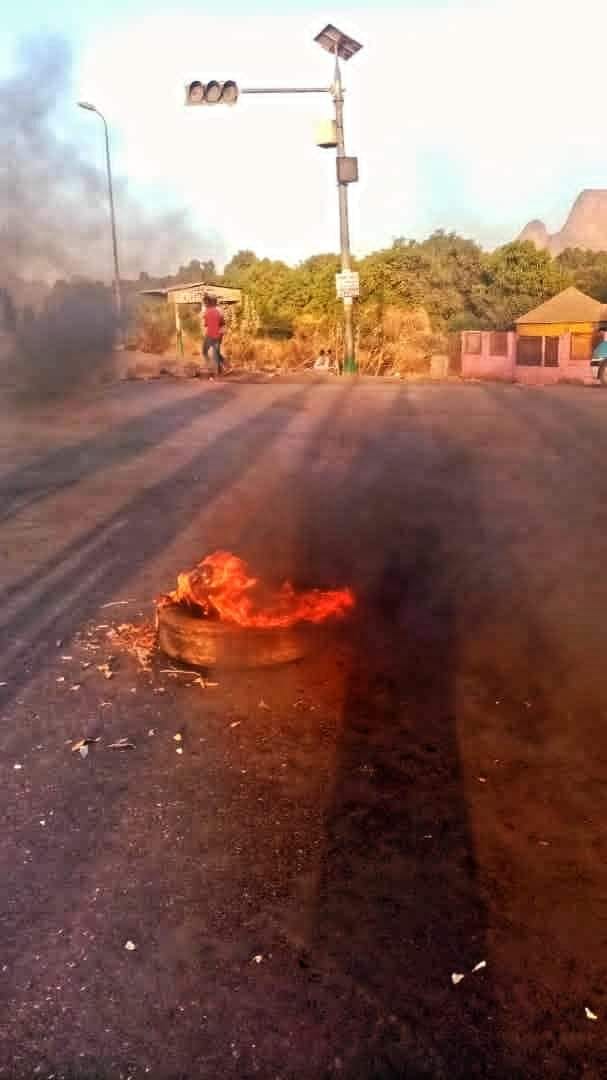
4, 0, 607, 272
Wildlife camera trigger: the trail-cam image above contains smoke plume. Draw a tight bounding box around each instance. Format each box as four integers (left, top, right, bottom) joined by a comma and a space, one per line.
0, 34, 206, 285
0, 35, 213, 398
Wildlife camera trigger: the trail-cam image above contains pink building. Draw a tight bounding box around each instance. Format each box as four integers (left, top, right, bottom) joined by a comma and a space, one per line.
460, 287, 607, 386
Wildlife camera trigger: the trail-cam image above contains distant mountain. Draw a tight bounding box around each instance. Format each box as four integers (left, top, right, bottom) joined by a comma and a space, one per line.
518, 190, 607, 254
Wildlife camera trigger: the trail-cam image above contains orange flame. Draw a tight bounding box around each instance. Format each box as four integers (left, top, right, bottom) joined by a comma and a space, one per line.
163, 551, 355, 629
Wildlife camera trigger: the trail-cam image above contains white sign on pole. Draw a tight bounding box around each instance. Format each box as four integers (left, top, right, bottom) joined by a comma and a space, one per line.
335, 270, 360, 299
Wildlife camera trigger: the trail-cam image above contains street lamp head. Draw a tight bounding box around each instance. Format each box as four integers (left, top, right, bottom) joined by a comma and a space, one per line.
314, 25, 363, 61
77, 101, 98, 112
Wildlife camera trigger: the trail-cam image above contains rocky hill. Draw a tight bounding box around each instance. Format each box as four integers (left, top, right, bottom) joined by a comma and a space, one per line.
518, 190, 607, 254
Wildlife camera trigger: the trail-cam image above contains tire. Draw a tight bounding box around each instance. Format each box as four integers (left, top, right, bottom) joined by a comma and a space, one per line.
156, 603, 322, 669
600, 363, 607, 386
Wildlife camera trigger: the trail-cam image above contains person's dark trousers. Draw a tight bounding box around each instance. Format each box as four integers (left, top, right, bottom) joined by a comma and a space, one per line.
203, 336, 224, 375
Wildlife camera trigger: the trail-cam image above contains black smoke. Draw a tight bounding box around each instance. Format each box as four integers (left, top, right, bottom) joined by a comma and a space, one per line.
0, 35, 211, 398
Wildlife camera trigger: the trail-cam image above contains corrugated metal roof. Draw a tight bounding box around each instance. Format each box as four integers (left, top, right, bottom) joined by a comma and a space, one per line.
139, 281, 241, 303
516, 286, 607, 325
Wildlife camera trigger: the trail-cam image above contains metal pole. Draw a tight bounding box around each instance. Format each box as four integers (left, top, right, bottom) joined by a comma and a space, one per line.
332, 51, 356, 374
100, 112, 122, 332
240, 86, 328, 95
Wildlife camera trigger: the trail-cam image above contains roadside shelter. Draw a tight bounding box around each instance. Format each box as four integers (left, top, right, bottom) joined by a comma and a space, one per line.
139, 281, 242, 356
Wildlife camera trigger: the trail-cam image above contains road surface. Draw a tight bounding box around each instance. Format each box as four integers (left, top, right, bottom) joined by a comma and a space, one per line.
1, 376, 606, 1078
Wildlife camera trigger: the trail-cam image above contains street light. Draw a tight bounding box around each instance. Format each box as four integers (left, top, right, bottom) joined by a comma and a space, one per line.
77, 101, 122, 332
314, 25, 362, 374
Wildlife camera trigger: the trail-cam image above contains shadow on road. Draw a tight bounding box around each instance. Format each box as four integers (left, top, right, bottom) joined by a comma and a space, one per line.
0, 382, 236, 525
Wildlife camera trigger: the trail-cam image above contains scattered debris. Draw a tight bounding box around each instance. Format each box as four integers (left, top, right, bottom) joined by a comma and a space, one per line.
108, 738, 136, 750
176, 747, 184, 755
160, 667, 217, 689
124, 940, 137, 951
173, 733, 182, 742
585, 1007, 598, 1022
472, 961, 487, 973
258, 700, 271, 711
39, 820, 46, 827
109, 622, 156, 670
451, 973, 465, 986
101, 599, 136, 609
71, 737, 100, 754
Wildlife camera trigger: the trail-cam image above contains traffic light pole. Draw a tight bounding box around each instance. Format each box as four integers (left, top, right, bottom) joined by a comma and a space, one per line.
190, 37, 360, 376
240, 87, 327, 94
240, 81, 357, 375
331, 51, 356, 374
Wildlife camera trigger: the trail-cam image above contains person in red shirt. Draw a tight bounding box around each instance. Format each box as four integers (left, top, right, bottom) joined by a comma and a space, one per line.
202, 294, 226, 375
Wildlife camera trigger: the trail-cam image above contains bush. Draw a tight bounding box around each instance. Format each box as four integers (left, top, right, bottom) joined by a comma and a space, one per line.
135, 298, 175, 354
357, 305, 442, 376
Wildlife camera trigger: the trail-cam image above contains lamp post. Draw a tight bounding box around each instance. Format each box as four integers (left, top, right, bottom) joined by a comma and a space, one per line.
77, 102, 122, 331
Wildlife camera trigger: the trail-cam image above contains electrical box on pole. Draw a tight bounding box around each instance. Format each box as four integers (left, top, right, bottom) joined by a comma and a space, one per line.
337, 156, 358, 184
315, 119, 338, 148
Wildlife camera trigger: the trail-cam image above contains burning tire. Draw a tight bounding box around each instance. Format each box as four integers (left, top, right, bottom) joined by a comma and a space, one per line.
156, 603, 318, 669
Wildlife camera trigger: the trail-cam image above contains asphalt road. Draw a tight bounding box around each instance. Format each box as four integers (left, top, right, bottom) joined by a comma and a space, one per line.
1, 376, 607, 1080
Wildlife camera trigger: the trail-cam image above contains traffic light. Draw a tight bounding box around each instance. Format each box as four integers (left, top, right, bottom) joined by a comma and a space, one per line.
185, 81, 239, 106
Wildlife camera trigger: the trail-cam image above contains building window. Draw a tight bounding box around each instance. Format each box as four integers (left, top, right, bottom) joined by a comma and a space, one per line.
544, 336, 559, 367
516, 336, 542, 366
464, 331, 482, 354
571, 333, 593, 363
489, 331, 508, 356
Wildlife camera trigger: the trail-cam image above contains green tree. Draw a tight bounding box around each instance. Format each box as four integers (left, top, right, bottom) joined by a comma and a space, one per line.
223, 250, 259, 285
472, 241, 571, 328
555, 248, 607, 302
